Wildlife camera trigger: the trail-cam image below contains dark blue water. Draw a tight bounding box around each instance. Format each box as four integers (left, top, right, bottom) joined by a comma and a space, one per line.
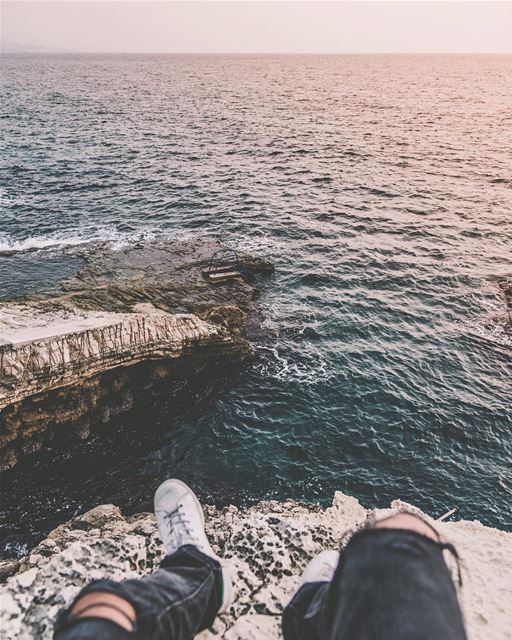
1, 54, 511, 535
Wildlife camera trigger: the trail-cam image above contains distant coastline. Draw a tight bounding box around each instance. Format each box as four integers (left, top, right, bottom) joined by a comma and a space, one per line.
0, 40, 72, 55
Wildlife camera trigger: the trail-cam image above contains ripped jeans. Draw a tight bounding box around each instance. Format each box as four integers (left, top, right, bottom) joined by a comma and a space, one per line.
53, 545, 223, 640
53, 530, 467, 640
283, 527, 467, 640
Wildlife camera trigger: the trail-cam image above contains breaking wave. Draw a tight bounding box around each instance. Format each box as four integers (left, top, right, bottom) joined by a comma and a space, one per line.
0, 229, 125, 253
253, 343, 333, 386
0, 227, 198, 255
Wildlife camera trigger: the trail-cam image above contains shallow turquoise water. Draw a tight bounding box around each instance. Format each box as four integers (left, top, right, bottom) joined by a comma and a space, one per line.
0, 54, 511, 544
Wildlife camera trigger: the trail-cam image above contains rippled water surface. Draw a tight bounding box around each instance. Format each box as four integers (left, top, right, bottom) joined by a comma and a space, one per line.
1, 54, 511, 545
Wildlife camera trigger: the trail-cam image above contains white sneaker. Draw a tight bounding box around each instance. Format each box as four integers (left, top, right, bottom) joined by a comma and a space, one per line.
300, 550, 340, 585
154, 479, 233, 612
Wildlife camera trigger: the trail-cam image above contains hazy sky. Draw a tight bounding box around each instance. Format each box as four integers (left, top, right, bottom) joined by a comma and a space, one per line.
2, 1, 511, 54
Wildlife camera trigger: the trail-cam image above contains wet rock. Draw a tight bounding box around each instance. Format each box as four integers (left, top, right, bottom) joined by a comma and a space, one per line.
200, 305, 247, 335
23, 238, 273, 321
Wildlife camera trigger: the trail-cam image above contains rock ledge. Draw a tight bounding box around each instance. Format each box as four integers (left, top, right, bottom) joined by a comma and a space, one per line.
0, 239, 273, 470
1, 492, 510, 640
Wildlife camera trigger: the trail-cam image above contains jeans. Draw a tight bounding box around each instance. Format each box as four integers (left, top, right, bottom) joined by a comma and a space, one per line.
54, 529, 467, 640
283, 528, 467, 640
53, 545, 223, 640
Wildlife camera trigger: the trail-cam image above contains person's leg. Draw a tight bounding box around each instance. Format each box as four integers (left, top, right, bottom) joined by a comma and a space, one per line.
282, 512, 467, 640
53, 480, 232, 640
281, 550, 340, 640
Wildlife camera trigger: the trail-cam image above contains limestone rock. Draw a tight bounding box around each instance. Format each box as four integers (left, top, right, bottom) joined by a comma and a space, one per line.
1, 492, 510, 639
72, 504, 123, 530
0, 239, 273, 471
0, 310, 223, 410
223, 614, 281, 640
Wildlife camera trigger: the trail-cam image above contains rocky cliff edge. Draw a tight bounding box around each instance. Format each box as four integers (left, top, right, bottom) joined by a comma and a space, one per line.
1, 492, 510, 640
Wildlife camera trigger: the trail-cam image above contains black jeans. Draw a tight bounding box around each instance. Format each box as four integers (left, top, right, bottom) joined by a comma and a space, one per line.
283, 528, 467, 640
53, 545, 223, 640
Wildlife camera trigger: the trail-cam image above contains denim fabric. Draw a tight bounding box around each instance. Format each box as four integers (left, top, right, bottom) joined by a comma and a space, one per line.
53, 545, 223, 640
282, 528, 467, 640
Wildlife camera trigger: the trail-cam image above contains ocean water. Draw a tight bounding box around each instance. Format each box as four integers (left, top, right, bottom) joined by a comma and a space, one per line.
1, 54, 511, 549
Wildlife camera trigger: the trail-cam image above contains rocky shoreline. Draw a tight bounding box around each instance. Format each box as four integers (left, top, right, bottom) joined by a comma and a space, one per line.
0, 239, 273, 470
1, 491, 510, 640
1, 247, 510, 639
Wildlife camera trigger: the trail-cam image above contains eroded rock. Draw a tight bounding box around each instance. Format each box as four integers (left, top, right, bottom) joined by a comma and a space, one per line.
0, 240, 273, 470
1, 492, 510, 640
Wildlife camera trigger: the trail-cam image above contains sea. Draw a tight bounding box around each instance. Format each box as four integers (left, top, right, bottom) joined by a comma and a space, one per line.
1, 54, 511, 554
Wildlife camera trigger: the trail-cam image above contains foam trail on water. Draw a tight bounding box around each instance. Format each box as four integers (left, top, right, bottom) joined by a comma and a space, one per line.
0, 226, 199, 254
0, 220, 282, 259
465, 290, 512, 349
254, 343, 333, 386
0, 234, 101, 253
0, 227, 123, 253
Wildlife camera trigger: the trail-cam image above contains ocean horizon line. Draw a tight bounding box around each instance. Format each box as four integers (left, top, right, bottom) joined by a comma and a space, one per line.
1, 48, 512, 56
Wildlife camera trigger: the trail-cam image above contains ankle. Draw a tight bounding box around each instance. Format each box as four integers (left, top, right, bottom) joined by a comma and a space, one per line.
70, 592, 136, 632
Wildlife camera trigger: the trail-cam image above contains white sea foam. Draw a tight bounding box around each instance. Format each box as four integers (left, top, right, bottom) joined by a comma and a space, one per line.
0, 226, 198, 254
471, 318, 512, 349
0, 225, 282, 257
0, 228, 123, 253
466, 289, 512, 349
254, 343, 333, 386
0, 233, 103, 253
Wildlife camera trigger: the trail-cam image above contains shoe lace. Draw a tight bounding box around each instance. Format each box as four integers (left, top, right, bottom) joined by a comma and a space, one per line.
159, 503, 200, 547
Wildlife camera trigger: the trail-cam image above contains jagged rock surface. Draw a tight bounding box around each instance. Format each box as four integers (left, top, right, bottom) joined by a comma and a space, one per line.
6, 238, 273, 325
0, 310, 227, 409
0, 307, 252, 470
0, 240, 272, 470
1, 493, 510, 640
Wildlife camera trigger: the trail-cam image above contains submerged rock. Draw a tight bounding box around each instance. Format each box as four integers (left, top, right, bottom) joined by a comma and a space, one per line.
0, 491, 510, 640
14, 238, 273, 321
0, 240, 273, 470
